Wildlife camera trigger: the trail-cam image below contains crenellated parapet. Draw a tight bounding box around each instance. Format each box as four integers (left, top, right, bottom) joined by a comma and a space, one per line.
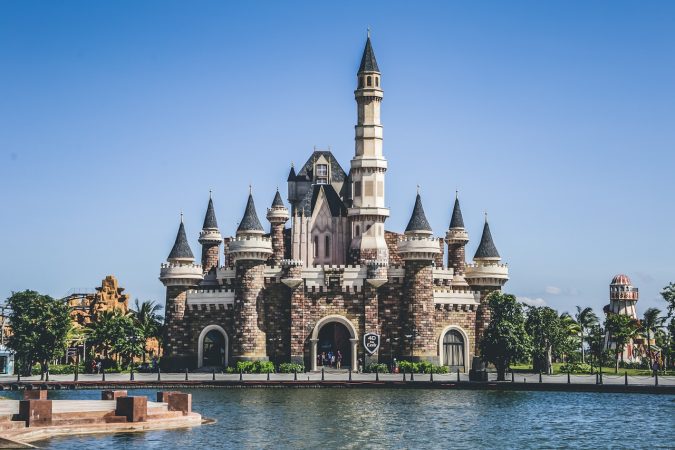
228, 235, 273, 262
464, 262, 509, 288
397, 236, 442, 261
159, 263, 204, 286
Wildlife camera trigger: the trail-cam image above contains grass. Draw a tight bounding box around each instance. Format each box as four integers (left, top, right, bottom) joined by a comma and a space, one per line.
509, 362, 674, 376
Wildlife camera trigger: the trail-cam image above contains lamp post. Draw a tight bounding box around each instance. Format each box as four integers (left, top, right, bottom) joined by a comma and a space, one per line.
405, 329, 417, 360
129, 334, 139, 381
386, 337, 399, 372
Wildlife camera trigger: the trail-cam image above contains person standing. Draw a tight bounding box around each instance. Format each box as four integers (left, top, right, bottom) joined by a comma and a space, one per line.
337, 350, 343, 369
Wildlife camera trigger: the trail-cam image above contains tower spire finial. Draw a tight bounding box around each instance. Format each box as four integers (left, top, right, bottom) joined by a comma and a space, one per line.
417, 184, 420, 195
249, 184, 252, 195
180, 211, 183, 223
484, 211, 488, 223
209, 189, 212, 199
455, 189, 459, 200
367, 27, 371, 38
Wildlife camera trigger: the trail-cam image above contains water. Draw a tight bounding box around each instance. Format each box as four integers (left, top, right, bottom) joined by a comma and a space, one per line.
4, 389, 674, 449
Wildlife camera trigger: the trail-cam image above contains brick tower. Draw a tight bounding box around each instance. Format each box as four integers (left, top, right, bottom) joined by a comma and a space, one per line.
159, 215, 203, 368
464, 214, 509, 354
445, 192, 469, 275
349, 33, 390, 263
229, 191, 273, 362
398, 192, 441, 363
266, 190, 289, 265
198, 193, 222, 281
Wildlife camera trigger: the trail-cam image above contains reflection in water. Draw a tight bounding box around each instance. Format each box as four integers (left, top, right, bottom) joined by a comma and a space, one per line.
10, 388, 673, 449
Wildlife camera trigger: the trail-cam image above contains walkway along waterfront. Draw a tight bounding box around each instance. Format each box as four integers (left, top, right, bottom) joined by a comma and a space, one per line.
1, 371, 672, 395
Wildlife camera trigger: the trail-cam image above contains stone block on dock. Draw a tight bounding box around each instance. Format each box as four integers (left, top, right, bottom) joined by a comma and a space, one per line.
167, 393, 192, 416
18, 400, 52, 427
156, 391, 181, 402
23, 390, 47, 400
115, 396, 147, 423
101, 390, 128, 400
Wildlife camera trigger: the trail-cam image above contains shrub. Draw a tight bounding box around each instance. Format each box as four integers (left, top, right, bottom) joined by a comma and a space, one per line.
559, 363, 591, 374
232, 361, 276, 373
396, 360, 448, 374
365, 363, 389, 373
279, 363, 304, 373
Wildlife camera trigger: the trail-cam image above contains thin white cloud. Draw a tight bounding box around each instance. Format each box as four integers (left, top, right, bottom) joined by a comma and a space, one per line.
545, 286, 562, 295
518, 297, 547, 307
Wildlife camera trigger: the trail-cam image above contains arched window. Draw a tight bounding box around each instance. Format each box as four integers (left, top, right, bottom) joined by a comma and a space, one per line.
325, 235, 330, 257
355, 225, 360, 237
443, 330, 465, 369
313, 236, 319, 258
367, 76, 372, 86
375, 77, 379, 87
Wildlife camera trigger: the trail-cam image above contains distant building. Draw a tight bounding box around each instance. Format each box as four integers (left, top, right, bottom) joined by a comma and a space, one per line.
65, 275, 129, 326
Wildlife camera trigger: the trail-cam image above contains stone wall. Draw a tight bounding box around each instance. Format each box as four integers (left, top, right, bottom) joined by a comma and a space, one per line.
447, 243, 466, 275
232, 260, 267, 361
201, 244, 220, 274
402, 260, 437, 362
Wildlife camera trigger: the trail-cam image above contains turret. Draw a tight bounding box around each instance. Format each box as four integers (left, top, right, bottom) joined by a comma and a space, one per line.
159, 215, 202, 369
198, 192, 222, 276
445, 192, 469, 275
348, 32, 390, 263
267, 190, 289, 265
397, 191, 439, 363
230, 190, 272, 363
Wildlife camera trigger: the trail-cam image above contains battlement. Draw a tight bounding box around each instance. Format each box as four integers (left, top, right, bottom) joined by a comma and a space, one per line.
159, 263, 203, 286
186, 289, 235, 306
464, 262, 509, 286
397, 236, 441, 260
198, 229, 222, 243
228, 235, 273, 261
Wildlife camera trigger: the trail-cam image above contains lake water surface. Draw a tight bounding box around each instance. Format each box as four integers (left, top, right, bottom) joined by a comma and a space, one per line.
6, 388, 674, 449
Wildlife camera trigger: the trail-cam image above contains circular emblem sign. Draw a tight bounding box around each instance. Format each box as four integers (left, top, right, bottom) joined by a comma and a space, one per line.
363, 332, 381, 355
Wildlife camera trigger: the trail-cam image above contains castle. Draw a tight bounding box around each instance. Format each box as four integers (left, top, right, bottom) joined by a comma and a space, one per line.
159, 36, 509, 371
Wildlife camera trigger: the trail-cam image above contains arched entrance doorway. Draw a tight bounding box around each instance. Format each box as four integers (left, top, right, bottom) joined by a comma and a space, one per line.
317, 322, 352, 369
438, 326, 469, 372
310, 315, 358, 371
198, 325, 229, 368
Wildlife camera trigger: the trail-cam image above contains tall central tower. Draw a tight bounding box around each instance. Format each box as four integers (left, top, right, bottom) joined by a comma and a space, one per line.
349, 34, 389, 263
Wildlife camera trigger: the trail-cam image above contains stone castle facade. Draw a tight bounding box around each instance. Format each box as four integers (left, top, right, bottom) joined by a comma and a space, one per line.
159, 36, 509, 371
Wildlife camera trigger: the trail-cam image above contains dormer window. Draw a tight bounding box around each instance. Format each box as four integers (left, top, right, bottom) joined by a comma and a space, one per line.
316, 164, 328, 184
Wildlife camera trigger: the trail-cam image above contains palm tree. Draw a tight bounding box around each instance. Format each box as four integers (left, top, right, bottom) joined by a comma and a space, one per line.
559, 312, 581, 363
575, 306, 599, 363
641, 307, 664, 370
131, 299, 164, 363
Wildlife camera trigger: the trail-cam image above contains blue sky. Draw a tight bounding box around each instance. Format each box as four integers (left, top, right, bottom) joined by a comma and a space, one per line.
1, 1, 674, 317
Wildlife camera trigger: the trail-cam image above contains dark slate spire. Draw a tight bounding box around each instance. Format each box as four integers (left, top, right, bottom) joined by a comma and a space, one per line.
272, 190, 284, 207
358, 35, 380, 74
287, 164, 296, 181
474, 215, 500, 259
449, 192, 465, 229
168, 218, 194, 260
237, 192, 264, 233
405, 192, 433, 234
202, 195, 218, 230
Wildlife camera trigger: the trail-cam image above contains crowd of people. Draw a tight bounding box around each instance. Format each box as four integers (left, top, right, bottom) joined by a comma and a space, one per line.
317, 350, 343, 369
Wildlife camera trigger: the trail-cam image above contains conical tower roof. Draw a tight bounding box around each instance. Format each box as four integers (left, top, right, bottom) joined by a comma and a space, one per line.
202, 197, 218, 230
449, 195, 465, 229
287, 165, 296, 181
474, 218, 500, 259
405, 193, 433, 234
237, 193, 264, 233
358, 36, 380, 73
168, 220, 194, 260
272, 190, 284, 208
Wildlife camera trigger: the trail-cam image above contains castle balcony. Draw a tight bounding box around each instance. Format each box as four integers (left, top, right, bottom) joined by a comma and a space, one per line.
301, 265, 368, 290
432, 267, 455, 284
159, 263, 203, 286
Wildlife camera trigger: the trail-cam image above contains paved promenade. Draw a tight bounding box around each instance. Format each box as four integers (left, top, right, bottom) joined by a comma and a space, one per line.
1, 370, 672, 389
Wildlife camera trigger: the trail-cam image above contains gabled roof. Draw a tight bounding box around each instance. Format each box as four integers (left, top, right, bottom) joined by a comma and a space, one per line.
474, 220, 500, 259
295, 151, 347, 184
405, 193, 433, 234
202, 198, 218, 229
449, 196, 464, 229
358, 36, 380, 74
272, 190, 284, 207
168, 221, 194, 260
237, 194, 264, 233
295, 184, 347, 217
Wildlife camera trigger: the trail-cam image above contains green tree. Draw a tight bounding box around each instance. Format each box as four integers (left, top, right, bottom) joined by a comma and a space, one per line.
605, 313, 640, 373
641, 308, 664, 370
661, 282, 675, 318
574, 306, 599, 363
6, 290, 72, 377
525, 307, 567, 374
130, 299, 164, 362
87, 309, 142, 368
587, 324, 608, 371
479, 292, 531, 381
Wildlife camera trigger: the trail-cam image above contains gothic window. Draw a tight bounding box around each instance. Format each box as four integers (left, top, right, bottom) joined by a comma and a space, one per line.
316, 164, 328, 184
313, 236, 319, 258
355, 225, 360, 237
367, 76, 372, 86
375, 77, 379, 87
325, 235, 330, 257
354, 181, 362, 197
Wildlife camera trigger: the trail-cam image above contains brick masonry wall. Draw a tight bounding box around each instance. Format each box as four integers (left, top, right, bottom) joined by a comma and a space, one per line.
269, 223, 286, 265
232, 260, 267, 360
201, 243, 220, 274
434, 306, 477, 368
163, 286, 191, 368
402, 260, 437, 362
384, 231, 402, 266
447, 244, 466, 274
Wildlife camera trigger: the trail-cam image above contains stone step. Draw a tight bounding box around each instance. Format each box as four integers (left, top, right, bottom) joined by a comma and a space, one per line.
0, 420, 26, 431
104, 416, 129, 424
51, 417, 99, 426
146, 411, 184, 420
